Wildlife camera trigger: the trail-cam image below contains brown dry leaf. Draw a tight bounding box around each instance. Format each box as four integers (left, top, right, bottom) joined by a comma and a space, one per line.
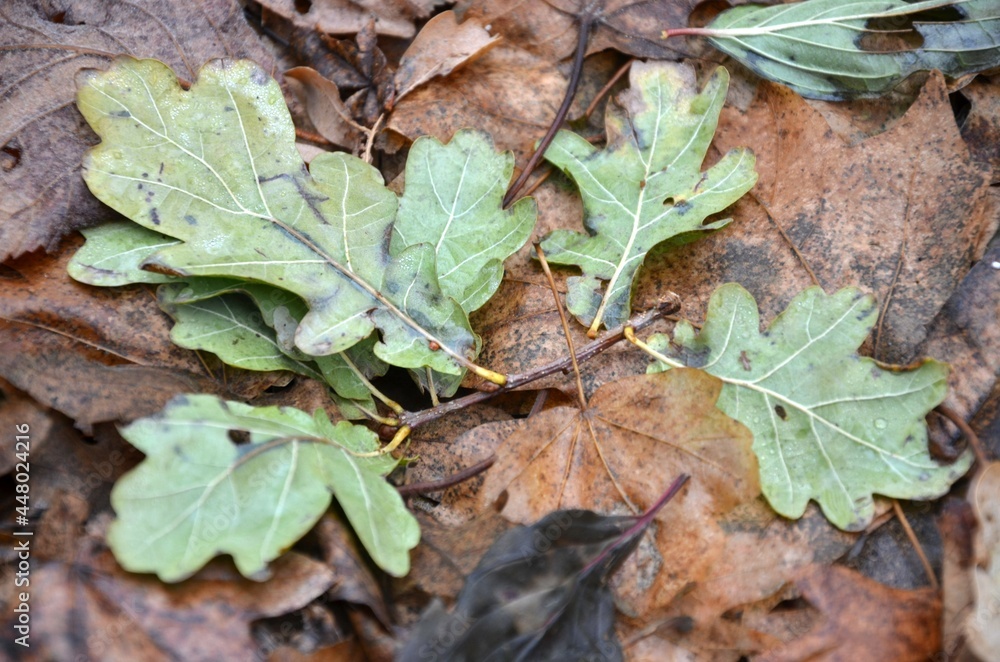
256, 0, 442, 39
959, 75, 1000, 183
940, 498, 979, 661
0, 0, 276, 261
286, 66, 365, 149
394, 10, 500, 103
456, 369, 759, 615
458, 0, 699, 62
387, 44, 567, 164
25, 528, 336, 660
758, 565, 942, 662
635, 70, 994, 364
966, 462, 1000, 659
313, 513, 390, 625
0, 377, 53, 475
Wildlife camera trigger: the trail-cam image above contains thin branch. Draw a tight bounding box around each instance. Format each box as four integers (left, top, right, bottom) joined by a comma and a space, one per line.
536, 242, 587, 410
891, 499, 939, 590
397, 455, 497, 497
583, 59, 633, 121
502, 13, 594, 209
398, 297, 680, 431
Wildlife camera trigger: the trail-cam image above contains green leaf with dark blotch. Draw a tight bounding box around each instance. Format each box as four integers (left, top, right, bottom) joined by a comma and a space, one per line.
641, 283, 972, 531
76, 56, 479, 378
161, 279, 387, 405
538, 62, 757, 336
701, 0, 1000, 100
68, 221, 179, 286
399, 479, 685, 662
391, 129, 536, 313
108, 394, 418, 581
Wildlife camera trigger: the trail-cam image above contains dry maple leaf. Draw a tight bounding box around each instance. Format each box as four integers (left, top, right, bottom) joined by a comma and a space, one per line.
0, 0, 276, 261
446, 369, 759, 616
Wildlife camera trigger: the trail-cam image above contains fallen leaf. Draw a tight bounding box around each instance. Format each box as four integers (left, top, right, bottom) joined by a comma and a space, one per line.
313, 513, 390, 625
539, 60, 757, 335
959, 74, 1000, 182
758, 564, 942, 661
638, 71, 994, 365
0, 378, 54, 476
285, 67, 365, 150
453, 369, 759, 615
940, 498, 977, 660
108, 394, 418, 580
255, 0, 442, 39
387, 44, 567, 165
700, 0, 1000, 100
458, 0, 700, 62
0, 0, 276, 260
77, 57, 480, 379
966, 462, 1000, 659
642, 283, 971, 530
394, 10, 501, 102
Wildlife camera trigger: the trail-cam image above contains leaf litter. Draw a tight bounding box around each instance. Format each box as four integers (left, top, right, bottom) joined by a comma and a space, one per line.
3, 1, 1000, 658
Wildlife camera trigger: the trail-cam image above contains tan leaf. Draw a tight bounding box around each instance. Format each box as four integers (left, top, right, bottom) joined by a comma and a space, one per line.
394, 11, 501, 102
256, 0, 441, 38
967, 462, 1000, 660
285, 67, 364, 149
456, 369, 759, 615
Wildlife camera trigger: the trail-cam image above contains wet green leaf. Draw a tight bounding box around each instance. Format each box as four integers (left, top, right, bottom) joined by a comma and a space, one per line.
639, 283, 972, 530
77, 57, 481, 378
539, 62, 757, 335
701, 0, 1000, 100
108, 394, 418, 581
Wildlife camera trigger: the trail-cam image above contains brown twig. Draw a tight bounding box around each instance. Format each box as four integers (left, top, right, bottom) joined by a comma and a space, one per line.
536, 243, 588, 409
582, 58, 633, 121
398, 298, 679, 431
295, 128, 334, 147
891, 499, 939, 590
936, 404, 988, 467
397, 455, 497, 497
502, 13, 595, 208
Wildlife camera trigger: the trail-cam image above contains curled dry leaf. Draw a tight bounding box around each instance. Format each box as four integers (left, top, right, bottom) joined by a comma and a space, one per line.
966, 462, 1000, 659
285, 67, 364, 150
637, 71, 995, 365
0, 0, 276, 260
452, 369, 759, 615
394, 10, 501, 103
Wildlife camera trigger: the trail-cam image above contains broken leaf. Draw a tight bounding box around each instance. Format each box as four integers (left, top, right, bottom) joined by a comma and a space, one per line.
539, 61, 757, 335
699, 0, 1000, 100
967, 462, 1000, 659
640, 283, 972, 530
76, 57, 487, 381
108, 394, 418, 580
400, 477, 687, 662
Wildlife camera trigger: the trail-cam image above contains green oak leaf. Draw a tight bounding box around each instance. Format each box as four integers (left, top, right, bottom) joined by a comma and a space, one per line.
76, 56, 482, 379
68, 221, 178, 286
391, 129, 536, 314
639, 283, 972, 530
539, 62, 757, 336
701, 0, 1000, 100
108, 394, 418, 581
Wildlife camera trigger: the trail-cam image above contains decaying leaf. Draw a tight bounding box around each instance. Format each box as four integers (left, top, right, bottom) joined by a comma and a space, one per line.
255, 0, 442, 39
966, 462, 1000, 659
758, 564, 942, 661
394, 10, 501, 102
76, 57, 486, 380
539, 61, 757, 335
699, 0, 1000, 100
108, 394, 418, 580
0, 0, 276, 261
284, 67, 365, 150
446, 369, 759, 615
400, 477, 687, 662
640, 283, 972, 530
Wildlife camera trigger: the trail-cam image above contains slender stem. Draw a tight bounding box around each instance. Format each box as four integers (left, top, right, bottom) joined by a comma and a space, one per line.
397, 455, 497, 497
936, 404, 987, 467
399, 297, 680, 430
582, 59, 633, 121
341, 351, 403, 414
295, 128, 334, 146
891, 499, 939, 590
352, 425, 412, 457
502, 15, 594, 209
535, 243, 587, 410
